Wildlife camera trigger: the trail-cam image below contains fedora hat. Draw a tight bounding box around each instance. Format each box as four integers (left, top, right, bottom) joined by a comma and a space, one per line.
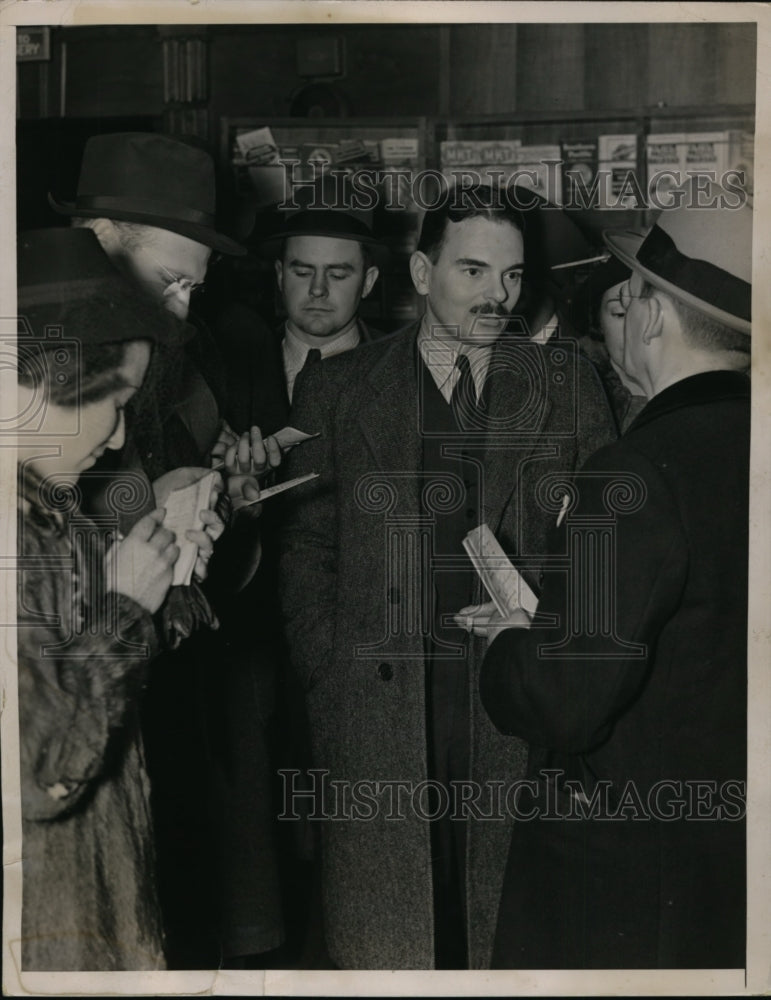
604, 178, 751, 334
49, 132, 245, 256
258, 208, 389, 266
18, 227, 180, 345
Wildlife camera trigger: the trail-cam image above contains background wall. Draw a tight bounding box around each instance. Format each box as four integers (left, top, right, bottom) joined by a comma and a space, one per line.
18, 21, 757, 124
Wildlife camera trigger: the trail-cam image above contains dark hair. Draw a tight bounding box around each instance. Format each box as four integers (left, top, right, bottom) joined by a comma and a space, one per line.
417, 184, 526, 263
640, 281, 750, 357
17, 303, 148, 407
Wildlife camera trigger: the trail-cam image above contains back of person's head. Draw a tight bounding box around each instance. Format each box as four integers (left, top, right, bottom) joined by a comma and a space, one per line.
604, 177, 752, 357
639, 280, 750, 366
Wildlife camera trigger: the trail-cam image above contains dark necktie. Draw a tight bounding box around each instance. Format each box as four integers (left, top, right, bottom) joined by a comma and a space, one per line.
303, 347, 322, 370
450, 352, 478, 431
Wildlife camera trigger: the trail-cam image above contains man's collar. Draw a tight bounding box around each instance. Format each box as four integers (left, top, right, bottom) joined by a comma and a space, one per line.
283, 321, 361, 360
626, 369, 750, 434
417, 318, 493, 400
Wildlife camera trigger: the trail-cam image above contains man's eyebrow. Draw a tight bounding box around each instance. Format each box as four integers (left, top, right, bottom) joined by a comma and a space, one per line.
454, 258, 524, 270
287, 258, 356, 271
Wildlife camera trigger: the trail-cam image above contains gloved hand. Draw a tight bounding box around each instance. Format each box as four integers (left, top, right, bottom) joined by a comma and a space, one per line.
158, 581, 220, 649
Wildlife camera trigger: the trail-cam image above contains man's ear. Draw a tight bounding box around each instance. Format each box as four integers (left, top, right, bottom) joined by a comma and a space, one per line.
274, 258, 284, 293
409, 251, 432, 296
88, 217, 123, 256
361, 266, 379, 300
641, 292, 665, 345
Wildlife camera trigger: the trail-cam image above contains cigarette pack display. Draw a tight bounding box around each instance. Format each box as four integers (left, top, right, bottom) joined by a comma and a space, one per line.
514, 144, 563, 204
598, 133, 640, 208
560, 138, 599, 206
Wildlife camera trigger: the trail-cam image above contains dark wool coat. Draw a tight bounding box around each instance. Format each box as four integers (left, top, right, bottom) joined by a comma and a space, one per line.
17, 472, 164, 971
280, 323, 616, 969
481, 370, 749, 969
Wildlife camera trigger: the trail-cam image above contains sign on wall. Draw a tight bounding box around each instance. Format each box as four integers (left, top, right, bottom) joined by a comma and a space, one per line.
17, 27, 50, 62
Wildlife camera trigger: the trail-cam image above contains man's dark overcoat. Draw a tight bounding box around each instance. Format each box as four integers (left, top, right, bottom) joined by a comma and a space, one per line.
481, 370, 749, 969
280, 322, 616, 968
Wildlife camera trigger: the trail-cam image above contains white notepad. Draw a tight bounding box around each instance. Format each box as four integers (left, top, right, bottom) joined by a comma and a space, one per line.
463, 523, 539, 617
163, 470, 221, 587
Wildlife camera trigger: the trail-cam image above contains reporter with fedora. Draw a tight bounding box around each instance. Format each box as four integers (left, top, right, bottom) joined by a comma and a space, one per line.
206, 207, 388, 968
49, 132, 284, 967
49, 132, 276, 499
260, 207, 387, 403
473, 177, 752, 967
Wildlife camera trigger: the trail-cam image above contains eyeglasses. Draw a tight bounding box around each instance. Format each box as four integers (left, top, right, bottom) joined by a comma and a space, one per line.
619, 280, 648, 311
139, 246, 205, 297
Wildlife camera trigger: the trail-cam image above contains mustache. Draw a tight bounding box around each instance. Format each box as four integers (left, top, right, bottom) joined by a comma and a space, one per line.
470, 305, 511, 317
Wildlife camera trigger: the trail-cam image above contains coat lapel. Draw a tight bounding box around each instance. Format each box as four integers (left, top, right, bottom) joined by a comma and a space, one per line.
356, 326, 422, 515
482, 336, 554, 532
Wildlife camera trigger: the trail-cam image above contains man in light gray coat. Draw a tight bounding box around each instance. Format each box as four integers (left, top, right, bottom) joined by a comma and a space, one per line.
280, 184, 616, 969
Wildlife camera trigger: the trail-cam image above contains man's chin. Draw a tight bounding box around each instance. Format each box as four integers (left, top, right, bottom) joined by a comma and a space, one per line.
295, 317, 343, 339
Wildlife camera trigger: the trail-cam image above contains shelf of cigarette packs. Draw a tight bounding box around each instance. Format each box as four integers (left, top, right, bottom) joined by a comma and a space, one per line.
221, 117, 430, 325
436, 104, 755, 237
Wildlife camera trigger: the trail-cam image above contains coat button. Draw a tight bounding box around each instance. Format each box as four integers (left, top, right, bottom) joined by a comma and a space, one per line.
377, 662, 393, 681
387, 587, 400, 605
466, 508, 476, 519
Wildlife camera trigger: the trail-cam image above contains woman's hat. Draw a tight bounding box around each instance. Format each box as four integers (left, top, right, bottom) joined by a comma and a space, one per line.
257, 208, 389, 266
48, 132, 245, 256
604, 178, 751, 335
18, 228, 181, 345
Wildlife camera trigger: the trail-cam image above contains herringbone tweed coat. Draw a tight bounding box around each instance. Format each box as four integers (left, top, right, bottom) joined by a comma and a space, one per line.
280, 323, 616, 969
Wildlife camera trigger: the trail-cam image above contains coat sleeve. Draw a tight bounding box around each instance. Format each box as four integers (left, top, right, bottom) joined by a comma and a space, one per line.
480, 445, 688, 754
18, 550, 158, 822
279, 360, 339, 692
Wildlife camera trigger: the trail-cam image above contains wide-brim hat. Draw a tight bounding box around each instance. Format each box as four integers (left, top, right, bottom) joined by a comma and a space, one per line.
48, 132, 245, 256
604, 178, 752, 335
18, 227, 182, 345
257, 208, 389, 267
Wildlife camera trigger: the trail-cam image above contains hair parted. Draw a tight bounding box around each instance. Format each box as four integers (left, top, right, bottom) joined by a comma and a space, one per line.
416, 183, 527, 263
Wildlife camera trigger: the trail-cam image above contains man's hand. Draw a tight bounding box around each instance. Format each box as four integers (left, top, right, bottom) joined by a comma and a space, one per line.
223, 425, 282, 478
105, 509, 180, 614
454, 601, 532, 645
226, 474, 262, 517
210, 420, 239, 470
189, 508, 226, 581
153, 466, 214, 509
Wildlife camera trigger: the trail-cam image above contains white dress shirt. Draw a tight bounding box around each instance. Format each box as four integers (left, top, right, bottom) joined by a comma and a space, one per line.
282, 323, 361, 402
417, 321, 492, 404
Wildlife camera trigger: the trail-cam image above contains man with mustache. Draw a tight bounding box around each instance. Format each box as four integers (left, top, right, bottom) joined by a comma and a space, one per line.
280, 183, 616, 969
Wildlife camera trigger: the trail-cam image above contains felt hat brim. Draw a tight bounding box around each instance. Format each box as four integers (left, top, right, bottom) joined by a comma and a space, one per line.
604, 228, 751, 336
48, 192, 246, 257
259, 227, 389, 267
